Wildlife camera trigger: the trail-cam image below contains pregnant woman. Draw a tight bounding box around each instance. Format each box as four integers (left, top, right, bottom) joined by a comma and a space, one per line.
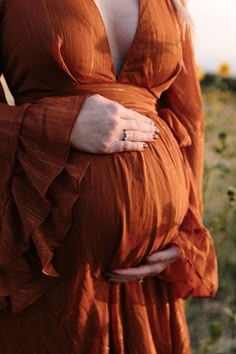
0, 0, 217, 353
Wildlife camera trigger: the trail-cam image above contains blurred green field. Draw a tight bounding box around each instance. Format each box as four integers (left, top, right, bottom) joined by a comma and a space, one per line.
187, 85, 236, 354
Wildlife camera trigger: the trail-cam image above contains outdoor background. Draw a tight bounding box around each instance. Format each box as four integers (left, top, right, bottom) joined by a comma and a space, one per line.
1, 1, 236, 353
187, 1, 236, 353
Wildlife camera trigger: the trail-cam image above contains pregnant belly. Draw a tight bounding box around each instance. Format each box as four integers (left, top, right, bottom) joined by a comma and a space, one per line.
68, 116, 190, 276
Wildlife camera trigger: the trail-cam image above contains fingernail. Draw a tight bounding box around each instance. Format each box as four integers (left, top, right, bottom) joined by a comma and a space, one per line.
150, 121, 155, 126
153, 133, 158, 140
154, 127, 160, 133
143, 143, 148, 149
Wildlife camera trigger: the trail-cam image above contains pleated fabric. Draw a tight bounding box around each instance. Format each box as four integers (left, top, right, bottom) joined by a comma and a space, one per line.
0, 0, 217, 353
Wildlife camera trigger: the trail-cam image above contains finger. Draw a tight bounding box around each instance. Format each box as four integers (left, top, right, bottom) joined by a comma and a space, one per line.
104, 272, 138, 283
109, 141, 149, 153
107, 278, 141, 284
111, 262, 169, 278
105, 271, 145, 283
107, 277, 145, 284
146, 245, 181, 264
122, 119, 160, 134
105, 272, 137, 279
120, 106, 155, 126
119, 130, 159, 142
105, 272, 138, 281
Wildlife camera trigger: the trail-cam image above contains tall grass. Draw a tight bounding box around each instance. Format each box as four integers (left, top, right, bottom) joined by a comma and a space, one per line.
188, 83, 236, 354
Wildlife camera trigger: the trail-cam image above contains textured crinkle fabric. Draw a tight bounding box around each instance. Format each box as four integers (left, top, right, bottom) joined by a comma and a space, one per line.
0, 0, 217, 353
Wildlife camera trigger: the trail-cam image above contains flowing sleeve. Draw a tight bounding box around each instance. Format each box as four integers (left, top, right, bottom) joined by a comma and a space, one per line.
158, 23, 218, 298
0, 80, 91, 311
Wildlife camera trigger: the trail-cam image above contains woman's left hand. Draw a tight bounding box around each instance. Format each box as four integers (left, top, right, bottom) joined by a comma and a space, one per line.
105, 245, 181, 283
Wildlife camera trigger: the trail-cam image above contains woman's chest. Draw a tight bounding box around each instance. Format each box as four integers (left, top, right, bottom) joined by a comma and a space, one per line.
92, 0, 139, 77
1, 0, 183, 90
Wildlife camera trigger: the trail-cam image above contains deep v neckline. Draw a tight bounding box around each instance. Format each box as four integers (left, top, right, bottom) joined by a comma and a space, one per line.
90, 0, 141, 81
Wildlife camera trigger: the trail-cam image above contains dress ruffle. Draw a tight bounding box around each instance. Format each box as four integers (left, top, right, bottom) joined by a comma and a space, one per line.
159, 206, 218, 298
0, 96, 92, 312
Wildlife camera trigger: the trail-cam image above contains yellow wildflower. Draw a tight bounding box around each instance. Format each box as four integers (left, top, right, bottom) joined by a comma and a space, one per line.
218, 62, 231, 78
196, 66, 205, 81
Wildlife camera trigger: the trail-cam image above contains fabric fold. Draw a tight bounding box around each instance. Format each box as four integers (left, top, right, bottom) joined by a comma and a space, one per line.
159, 206, 218, 298
0, 95, 92, 312
158, 107, 192, 148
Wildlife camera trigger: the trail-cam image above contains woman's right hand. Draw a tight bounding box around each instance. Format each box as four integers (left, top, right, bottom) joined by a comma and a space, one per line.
70, 94, 159, 154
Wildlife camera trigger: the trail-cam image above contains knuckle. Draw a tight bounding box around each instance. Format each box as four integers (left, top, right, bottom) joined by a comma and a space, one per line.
133, 142, 139, 150
155, 263, 166, 274
147, 255, 157, 263
134, 121, 139, 130
123, 141, 130, 151
129, 131, 135, 141
137, 122, 144, 130
99, 140, 110, 153
131, 142, 137, 151
147, 124, 154, 133
144, 124, 151, 133
145, 265, 152, 274
108, 116, 120, 130
112, 141, 122, 153
106, 101, 120, 115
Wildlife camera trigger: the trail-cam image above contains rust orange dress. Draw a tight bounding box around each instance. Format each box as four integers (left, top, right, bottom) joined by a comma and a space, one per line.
0, 0, 218, 353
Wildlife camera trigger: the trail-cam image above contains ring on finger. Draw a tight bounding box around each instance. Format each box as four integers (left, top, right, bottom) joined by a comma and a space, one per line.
122, 129, 129, 141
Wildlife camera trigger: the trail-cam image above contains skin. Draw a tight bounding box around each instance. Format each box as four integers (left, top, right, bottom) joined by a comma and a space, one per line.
70, 94, 159, 153
70, 0, 181, 283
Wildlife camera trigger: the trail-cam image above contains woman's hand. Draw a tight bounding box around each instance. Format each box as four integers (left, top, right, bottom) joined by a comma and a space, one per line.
105, 245, 181, 283
70, 94, 159, 154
